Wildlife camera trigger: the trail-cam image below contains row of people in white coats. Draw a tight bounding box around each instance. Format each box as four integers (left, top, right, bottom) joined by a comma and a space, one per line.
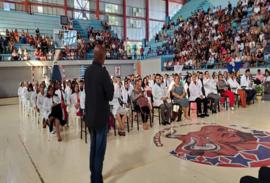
18, 80, 86, 142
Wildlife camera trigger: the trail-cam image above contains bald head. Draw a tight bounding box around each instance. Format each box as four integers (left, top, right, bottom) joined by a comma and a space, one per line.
93, 45, 105, 65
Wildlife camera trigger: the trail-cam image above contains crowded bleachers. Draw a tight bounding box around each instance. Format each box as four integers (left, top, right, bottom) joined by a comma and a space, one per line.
0, 10, 128, 61
0, 0, 269, 72
149, 0, 270, 70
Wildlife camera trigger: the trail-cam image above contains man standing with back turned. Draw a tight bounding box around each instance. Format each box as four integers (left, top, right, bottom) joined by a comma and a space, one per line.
84, 44, 114, 183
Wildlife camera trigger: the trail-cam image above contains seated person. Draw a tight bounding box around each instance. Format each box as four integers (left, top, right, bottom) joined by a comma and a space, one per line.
152, 74, 172, 125
10, 49, 19, 61
43, 86, 66, 142
70, 83, 81, 117
203, 71, 220, 113
255, 69, 264, 85
23, 49, 30, 61
217, 74, 235, 110
110, 77, 128, 136
131, 79, 151, 130
227, 73, 247, 108
240, 69, 257, 104
171, 74, 190, 120
188, 74, 209, 118
264, 70, 270, 83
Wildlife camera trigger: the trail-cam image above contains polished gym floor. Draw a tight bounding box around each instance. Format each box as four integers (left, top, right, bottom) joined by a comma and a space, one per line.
0, 98, 269, 183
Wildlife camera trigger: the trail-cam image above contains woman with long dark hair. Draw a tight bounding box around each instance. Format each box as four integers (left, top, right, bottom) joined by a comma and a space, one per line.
43, 85, 66, 141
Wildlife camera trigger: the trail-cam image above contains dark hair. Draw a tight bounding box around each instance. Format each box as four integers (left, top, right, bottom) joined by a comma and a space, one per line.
142, 77, 149, 88
246, 69, 250, 73
46, 85, 54, 98
27, 83, 34, 92
72, 83, 79, 94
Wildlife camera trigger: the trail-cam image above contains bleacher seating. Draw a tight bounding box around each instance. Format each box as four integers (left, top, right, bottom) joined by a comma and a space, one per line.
144, 0, 238, 56
72, 19, 104, 40
0, 10, 61, 36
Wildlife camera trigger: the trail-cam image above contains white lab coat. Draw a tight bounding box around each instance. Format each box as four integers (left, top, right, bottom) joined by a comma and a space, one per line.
227, 78, 241, 93
203, 78, 218, 96
110, 83, 122, 116
80, 90, 85, 110
240, 75, 253, 89
21, 87, 28, 105
71, 92, 80, 114
54, 89, 63, 104
152, 83, 168, 106
188, 81, 203, 101
65, 86, 72, 105
18, 87, 23, 97
36, 93, 45, 114
29, 91, 37, 108
42, 97, 53, 120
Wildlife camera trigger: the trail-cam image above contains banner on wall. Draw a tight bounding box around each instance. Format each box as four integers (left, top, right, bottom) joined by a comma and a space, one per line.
114, 66, 121, 76
174, 65, 183, 74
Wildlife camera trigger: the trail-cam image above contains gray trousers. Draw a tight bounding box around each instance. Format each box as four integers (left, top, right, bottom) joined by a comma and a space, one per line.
160, 103, 172, 123
207, 93, 220, 110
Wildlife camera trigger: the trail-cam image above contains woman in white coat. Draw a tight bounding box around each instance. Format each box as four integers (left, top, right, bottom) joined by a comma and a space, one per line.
36, 84, 46, 128
70, 83, 81, 118
43, 85, 65, 141
111, 77, 128, 136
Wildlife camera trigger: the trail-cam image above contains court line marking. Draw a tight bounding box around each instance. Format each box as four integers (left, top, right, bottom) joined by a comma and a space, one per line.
19, 135, 45, 183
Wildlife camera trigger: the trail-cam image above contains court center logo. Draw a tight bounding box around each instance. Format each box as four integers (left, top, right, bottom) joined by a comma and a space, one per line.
154, 123, 270, 167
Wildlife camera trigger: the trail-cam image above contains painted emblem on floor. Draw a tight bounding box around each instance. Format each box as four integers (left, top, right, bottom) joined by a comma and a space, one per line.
154, 123, 270, 167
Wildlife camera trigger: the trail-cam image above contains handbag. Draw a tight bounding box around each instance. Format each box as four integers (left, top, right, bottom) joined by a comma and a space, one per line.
60, 91, 68, 121
137, 96, 149, 108
76, 93, 82, 117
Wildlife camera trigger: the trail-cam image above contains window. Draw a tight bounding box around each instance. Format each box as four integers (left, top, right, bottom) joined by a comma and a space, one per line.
3, 2, 15, 11
105, 4, 119, 13
108, 16, 119, 26
132, 7, 142, 17
74, 0, 90, 19
37, 6, 43, 13
128, 19, 142, 28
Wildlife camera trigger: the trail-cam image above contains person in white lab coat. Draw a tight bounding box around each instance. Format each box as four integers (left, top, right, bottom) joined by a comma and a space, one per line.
203, 71, 220, 113
65, 80, 72, 107
228, 73, 247, 108
188, 74, 209, 118
36, 84, 46, 128
21, 82, 28, 106
79, 80, 85, 115
71, 83, 81, 117
45, 85, 66, 142
240, 69, 256, 104
17, 82, 24, 103
110, 77, 128, 136
28, 83, 37, 109
152, 74, 172, 125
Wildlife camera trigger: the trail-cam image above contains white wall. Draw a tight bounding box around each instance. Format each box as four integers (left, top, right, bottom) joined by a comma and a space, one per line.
0, 60, 136, 98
